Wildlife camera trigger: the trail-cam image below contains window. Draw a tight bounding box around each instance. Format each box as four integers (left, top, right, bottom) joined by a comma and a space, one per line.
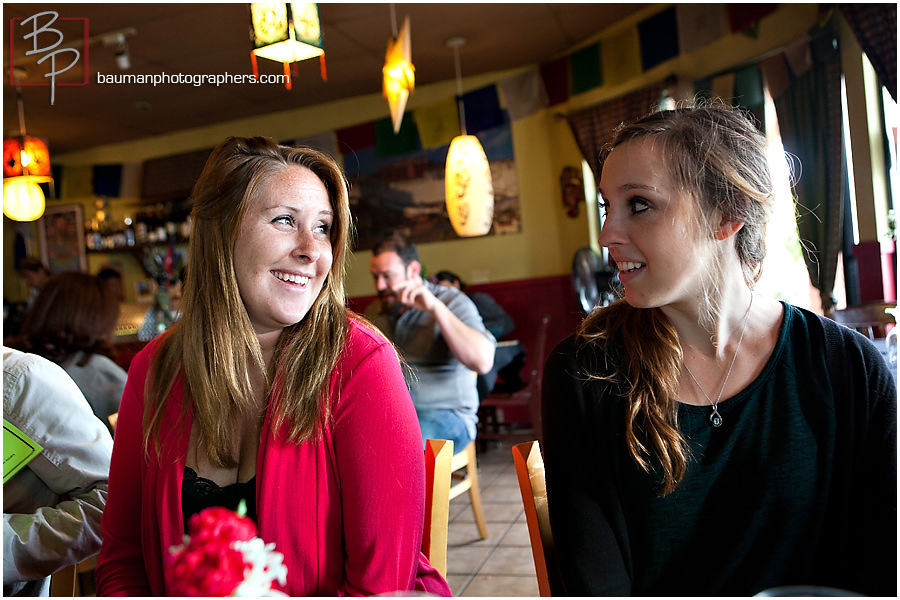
757, 88, 818, 311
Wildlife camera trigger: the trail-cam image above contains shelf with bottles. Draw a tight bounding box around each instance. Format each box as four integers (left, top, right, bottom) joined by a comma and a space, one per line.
85, 201, 192, 254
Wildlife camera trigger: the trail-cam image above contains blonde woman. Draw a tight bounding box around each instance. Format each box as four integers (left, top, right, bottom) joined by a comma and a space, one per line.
542, 103, 896, 596
96, 137, 450, 596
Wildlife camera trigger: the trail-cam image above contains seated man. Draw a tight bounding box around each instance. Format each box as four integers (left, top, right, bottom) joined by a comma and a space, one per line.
3, 347, 113, 596
366, 233, 495, 453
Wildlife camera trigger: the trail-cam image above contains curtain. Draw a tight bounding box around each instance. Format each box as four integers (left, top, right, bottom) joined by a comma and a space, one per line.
565, 80, 669, 180
838, 3, 897, 101
773, 20, 844, 314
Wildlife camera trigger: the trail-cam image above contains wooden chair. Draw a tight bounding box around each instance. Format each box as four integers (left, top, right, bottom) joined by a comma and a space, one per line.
49, 555, 98, 596
448, 441, 489, 540
513, 440, 561, 597
479, 314, 551, 444
832, 302, 896, 339
423, 439, 453, 578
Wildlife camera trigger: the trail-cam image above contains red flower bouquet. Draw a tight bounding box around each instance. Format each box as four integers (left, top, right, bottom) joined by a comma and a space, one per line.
167, 502, 287, 596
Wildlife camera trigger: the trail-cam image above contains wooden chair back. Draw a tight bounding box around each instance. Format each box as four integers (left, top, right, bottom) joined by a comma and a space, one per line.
50, 564, 77, 596
480, 314, 551, 443
513, 440, 560, 597
423, 439, 453, 578
833, 302, 896, 339
526, 314, 552, 419
49, 556, 97, 596
448, 440, 489, 539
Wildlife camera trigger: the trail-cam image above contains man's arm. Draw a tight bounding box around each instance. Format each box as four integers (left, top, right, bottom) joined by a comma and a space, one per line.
3, 348, 113, 587
398, 279, 495, 373
429, 299, 495, 373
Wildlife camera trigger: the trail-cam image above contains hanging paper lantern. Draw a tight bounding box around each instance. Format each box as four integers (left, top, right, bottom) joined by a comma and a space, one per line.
445, 135, 494, 237
3, 178, 46, 222
3, 135, 51, 222
3, 136, 51, 178
249, 3, 326, 88
383, 15, 414, 134
250, 3, 323, 63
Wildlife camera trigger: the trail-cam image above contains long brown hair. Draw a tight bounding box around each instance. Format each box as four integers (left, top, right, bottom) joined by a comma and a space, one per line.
144, 137, 353, 467
580, 101, 776, 494
11, 271, 119, 365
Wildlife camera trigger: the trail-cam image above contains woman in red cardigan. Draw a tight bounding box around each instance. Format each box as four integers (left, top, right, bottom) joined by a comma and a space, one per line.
96, 137, 451, 596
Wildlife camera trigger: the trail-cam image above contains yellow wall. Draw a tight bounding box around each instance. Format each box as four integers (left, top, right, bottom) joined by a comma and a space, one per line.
3, 4, 819, 302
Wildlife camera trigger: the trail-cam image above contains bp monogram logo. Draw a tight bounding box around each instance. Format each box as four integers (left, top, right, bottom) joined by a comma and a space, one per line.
8, 11, 89, 105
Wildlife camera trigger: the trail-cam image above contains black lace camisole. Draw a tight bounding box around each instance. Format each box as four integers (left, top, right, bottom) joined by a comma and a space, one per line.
182, 466, 258, 532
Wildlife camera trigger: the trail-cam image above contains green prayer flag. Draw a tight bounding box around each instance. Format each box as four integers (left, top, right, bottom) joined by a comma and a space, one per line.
374, 115, 421, 157
570, 42, 603, 95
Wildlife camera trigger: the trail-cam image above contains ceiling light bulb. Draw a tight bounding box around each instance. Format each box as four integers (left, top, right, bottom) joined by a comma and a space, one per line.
116, 49, 131, 70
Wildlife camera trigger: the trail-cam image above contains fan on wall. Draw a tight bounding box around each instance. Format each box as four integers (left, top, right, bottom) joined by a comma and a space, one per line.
571, 246, 618, 313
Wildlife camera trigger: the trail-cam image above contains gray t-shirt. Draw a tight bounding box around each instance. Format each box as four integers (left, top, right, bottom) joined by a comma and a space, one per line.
366, 281, 495, 438
59, 352, 127, 433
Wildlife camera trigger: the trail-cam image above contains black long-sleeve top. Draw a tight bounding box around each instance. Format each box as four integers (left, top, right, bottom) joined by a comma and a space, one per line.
542, 302, 897, 596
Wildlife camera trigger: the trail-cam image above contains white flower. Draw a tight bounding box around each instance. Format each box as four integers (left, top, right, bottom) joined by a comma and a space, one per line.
231, 538, 288, 597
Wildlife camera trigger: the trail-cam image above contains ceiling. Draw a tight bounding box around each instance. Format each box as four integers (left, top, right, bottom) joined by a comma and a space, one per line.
3, 3, 650, 156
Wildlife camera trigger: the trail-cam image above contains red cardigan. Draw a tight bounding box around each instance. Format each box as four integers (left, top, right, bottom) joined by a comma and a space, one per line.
96, 318, 451, 596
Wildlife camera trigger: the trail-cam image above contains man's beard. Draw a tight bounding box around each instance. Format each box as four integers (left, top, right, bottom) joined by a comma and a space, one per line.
379, 291, 404, 317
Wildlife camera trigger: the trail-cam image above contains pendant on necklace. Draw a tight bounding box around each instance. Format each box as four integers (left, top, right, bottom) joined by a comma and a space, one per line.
709, 407, 723, 427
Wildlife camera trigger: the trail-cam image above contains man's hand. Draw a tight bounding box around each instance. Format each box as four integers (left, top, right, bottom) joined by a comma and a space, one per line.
393, 277, 437, 313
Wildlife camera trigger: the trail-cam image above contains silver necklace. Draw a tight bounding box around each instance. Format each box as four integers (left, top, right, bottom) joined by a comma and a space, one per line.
682, 294, 753, 427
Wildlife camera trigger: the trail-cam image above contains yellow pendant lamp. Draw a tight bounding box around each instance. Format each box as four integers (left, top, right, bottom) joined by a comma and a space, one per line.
3, 86, 52, 222
3, 177, 46, 222
444, 37, 493, 237
383, 7, 414, 134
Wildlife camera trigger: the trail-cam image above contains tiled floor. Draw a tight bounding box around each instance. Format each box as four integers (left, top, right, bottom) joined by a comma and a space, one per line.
444, 440, 540, 597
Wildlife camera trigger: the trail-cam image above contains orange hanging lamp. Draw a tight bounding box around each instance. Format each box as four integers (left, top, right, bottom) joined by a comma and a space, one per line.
3, 87, 51, 222
249, 3, 326, 90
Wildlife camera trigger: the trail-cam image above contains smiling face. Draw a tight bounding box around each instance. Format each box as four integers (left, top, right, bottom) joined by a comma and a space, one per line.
598, 138, 712, 309
233, 165, 334, 340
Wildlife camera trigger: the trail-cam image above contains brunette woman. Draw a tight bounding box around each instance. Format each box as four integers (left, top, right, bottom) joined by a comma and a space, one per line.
8, 271, 126, 430
542, 103, 896, 596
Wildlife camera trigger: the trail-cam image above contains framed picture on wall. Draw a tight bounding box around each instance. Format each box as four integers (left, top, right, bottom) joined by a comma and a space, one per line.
38, 204, 87, 273
342, 120, 521, 251
134, 278, 156, 303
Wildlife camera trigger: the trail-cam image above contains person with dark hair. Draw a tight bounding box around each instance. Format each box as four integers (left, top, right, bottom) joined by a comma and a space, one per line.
367, 233, 496, 454
97, 266, 125, 303
542, 101, 896, 596
6, 272, 126, 431
96, 137, 449, 596
16, 257, 51, 308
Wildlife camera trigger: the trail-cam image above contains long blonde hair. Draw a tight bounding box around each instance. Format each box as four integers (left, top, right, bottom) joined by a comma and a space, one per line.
144, 137, 353, 467
580, 101, 776, 494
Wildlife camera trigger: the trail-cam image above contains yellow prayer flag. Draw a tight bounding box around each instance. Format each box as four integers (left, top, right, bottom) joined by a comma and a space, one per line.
413, 97, 460, 149
711, 73, 736, 104
602, 27, 642, 87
